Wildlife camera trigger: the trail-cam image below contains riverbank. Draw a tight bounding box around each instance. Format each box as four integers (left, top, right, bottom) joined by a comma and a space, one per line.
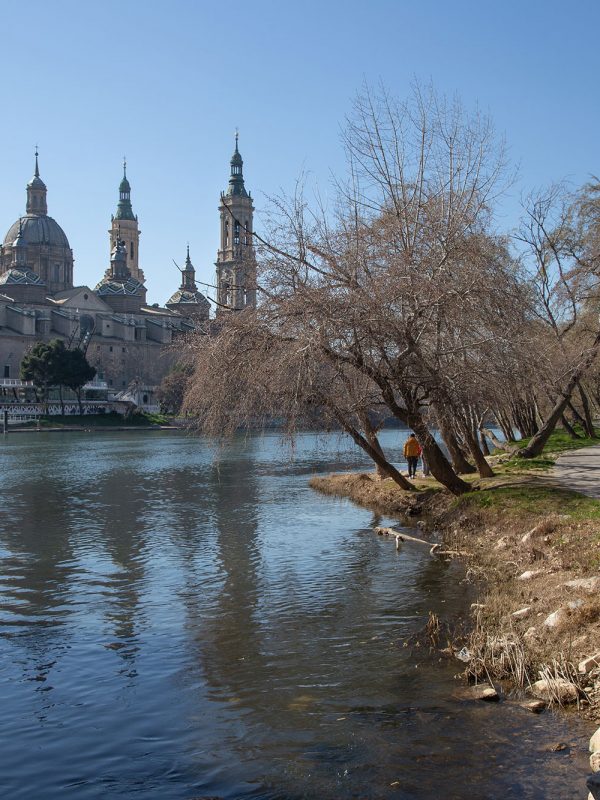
3, 412, 181, 432
310, 435, 600, 720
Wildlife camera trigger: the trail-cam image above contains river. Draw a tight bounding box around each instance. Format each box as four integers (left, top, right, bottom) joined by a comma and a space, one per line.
0, 430, 592, 799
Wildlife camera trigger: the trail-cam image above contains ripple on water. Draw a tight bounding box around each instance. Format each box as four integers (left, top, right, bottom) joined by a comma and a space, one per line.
0, 431, 593, 799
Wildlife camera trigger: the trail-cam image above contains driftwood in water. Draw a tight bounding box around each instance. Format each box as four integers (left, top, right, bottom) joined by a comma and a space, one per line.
375, 526, 432, 545
375, 527, 472, 557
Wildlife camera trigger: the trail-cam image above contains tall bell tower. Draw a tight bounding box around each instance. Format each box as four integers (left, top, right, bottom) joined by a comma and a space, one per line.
109, 159, 144, 283
215, 134, 256, 315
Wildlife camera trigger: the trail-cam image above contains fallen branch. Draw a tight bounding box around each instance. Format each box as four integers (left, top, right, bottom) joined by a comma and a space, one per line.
374, 527, 472, 558
429, 543, 473, 558
375, 526, 432, 545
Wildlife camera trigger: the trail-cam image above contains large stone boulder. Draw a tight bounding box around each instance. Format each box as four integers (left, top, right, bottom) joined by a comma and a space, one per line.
590, 726, 600, 753
530, 678, 578, 704
565, 577, 600, 592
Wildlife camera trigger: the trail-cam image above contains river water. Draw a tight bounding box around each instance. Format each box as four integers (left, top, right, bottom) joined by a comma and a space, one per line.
0, 430, 592, 799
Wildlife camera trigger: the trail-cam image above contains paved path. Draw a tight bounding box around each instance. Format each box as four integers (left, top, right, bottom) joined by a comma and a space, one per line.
552, 444, 600, 499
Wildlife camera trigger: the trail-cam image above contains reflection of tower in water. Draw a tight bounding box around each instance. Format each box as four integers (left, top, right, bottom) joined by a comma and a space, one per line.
93, 471, 152, 668
187, 446, 268, 704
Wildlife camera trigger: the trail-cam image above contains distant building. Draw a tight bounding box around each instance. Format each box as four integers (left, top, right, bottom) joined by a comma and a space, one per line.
0, 139, 255, 399
216, 134, 256, 314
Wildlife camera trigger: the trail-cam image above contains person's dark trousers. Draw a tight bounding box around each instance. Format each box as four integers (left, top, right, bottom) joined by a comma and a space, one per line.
407, 456, 418, 478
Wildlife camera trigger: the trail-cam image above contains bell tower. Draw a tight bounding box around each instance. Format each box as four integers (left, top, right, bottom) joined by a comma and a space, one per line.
215, 134, 256, 315
109, 159, 144, 283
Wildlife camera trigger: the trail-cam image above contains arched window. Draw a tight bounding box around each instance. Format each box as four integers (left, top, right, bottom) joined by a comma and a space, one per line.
224, 220, 229, 247
234, 221, 240, 245
80, 315, 95, 335
130, 242, 134, 260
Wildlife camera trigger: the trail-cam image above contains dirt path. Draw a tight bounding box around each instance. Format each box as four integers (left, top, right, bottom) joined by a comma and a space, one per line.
552, 443, 600, 498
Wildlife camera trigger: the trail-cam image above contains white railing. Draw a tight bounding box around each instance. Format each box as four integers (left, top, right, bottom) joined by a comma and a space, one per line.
0, 379, 34, 387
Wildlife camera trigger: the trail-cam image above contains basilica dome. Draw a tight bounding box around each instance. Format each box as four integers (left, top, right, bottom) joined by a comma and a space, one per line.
0, 153, 74, 295
3, 214, 70, 249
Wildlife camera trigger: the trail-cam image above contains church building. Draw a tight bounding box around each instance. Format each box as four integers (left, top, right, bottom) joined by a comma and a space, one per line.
0, 139, 256, 396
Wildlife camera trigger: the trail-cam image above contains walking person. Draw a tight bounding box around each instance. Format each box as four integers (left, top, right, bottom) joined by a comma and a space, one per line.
403, 432, 421, 479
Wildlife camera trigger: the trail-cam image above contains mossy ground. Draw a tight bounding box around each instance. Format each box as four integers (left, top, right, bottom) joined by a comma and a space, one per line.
11, 411, 172, 429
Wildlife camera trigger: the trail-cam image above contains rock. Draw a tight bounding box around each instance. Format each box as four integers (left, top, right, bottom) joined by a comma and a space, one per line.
495, 536, 510, 550
589, 726, 600, 753
455, 683, 499, 702
416, 520, 427, 530
565, 577, 600, 592
547, 742, 568, 752
520, 699, 545, 713
470, 603, 486, 610
516, 569, 543, 581
580, 654, 600, 674
524, 626, 537, 640
543, 609, 565, 628
530, 678, 579, 704
591, 751, 600, 772
470, 683, 499, 702
512, 607, 532, 620
521, 526, 541, 545
567, 599, 584, 610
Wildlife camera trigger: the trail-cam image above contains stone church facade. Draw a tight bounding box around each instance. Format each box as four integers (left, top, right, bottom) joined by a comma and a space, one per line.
0, 140, 256, 395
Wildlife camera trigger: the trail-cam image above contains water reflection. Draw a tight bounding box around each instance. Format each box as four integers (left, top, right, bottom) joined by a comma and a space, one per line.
0, 431, 593, 799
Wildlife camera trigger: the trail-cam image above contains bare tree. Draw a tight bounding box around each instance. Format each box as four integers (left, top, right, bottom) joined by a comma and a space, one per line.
515, 183, 600, 456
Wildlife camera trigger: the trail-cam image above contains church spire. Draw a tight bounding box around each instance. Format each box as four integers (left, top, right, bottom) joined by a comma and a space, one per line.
181, 244, 198, 291
115, 157, 135, 221
26, 148, 48, 215
226, 131, 248, 197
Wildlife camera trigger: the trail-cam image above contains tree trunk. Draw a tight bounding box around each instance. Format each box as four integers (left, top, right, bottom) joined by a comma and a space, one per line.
560, 414, 580, 439
577, 381, 596, 438
479, 429, 490, 456
463, 429, 494, 478
76, 388, 83, 415
519, 335, 600, 458
437, 414, 477, 474
405, 412, 471, 495
58, 385, 65, 416
480, 427, 521, 455
358, 412, 388, 480
326, 403, 416, 491
495, 409, 516, 443
567, 400, 587, 430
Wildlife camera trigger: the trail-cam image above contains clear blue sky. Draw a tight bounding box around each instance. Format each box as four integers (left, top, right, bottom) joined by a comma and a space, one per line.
1, 0, 598, 305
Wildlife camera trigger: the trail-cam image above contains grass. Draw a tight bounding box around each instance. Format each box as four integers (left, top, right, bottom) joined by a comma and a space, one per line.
513, 427, 600, 455
454, 484, 600, 520
13, 412, 171, 428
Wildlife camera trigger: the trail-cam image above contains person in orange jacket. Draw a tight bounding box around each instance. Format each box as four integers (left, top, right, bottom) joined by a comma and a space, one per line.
403, 432, 421, 478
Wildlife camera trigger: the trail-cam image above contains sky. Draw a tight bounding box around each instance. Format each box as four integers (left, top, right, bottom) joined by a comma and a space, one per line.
1, 0, 599, 306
